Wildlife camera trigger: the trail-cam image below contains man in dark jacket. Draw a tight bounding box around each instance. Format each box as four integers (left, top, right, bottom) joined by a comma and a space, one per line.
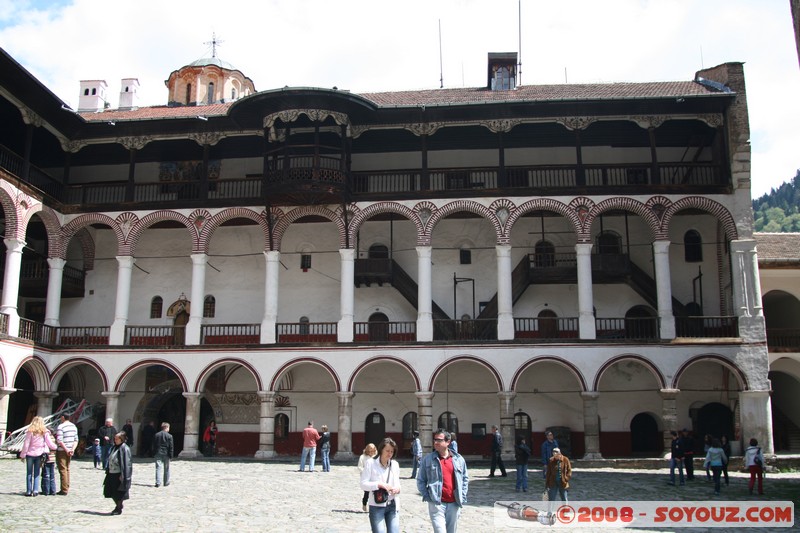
140, 421, 156, 457
152, 422, 174, 487
97, 418, 117, 470
669, 430, 685, 486
680, 428, 695, 481
489, 425, 506, 477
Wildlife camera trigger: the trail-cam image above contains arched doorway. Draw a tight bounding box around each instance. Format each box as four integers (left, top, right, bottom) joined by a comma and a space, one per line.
625, 305, 657, 339
365, 412, 385, 447
630, 412, 660, 454
538, 309, 558, 339
368, 312, 389, 341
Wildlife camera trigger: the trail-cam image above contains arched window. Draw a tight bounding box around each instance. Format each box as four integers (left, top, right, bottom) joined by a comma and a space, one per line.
150, 296, 163, 319
438, 412, 458, 435
299, 316, 310, 335
684, 230, 703, 262
207, 82, 215, 104
83, 88, 89, 96
402, 412, 417, 441
203, 295, 216, 318
185, 83, 192, 104
597, 231, 622, 255
274, 413, 289, 440
231, 88, 237, 100
368, 312, 389, 341
368, 244, 389, 259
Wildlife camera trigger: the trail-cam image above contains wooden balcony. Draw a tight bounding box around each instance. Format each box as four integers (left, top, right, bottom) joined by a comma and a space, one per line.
514, 317, 579, 340
0, 258, 85, 298
766, 328, 800, 352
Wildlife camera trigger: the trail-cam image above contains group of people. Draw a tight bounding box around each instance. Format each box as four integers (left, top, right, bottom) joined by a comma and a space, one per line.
298, 420, 332, 472
670, 429, 766, 496
17, 414, 177, 515
359, 428, 469, 533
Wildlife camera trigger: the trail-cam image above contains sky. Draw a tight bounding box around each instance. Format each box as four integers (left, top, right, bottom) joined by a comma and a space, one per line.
0, 0, 798, 197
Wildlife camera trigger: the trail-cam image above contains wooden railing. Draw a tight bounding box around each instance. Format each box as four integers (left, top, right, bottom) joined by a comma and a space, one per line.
125, 325, 185, 346
514, 317, 579, 340
201, 324, 260, 344
675, 316, 739, 338
595, 317, 660, 341
766, 328, 800, 352
353, 321, 416, 342
275, 322, 338, 343
432, 318, 497, 341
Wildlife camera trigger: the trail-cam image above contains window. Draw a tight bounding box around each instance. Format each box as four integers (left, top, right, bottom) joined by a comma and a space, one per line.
274, 413, 289, 440
684, 230, 703, 262
368, 244, 389, 259
186, 83, 192, 104
203, 295, 216, 318
299, 316, 310, 335
438, 412, 458, 435
91, 88, 96, 95
492, 66, 515, 90
207, 82, 214, 104
231, 88, 237, 100
460, 249, 472, 264
83, 88, 89, 96
301, 254, 311, 271
402, 412, 417, 440
150, 296, 163, 319
597, 231, 622, 255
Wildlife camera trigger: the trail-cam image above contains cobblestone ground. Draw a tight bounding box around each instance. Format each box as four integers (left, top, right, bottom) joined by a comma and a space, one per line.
0, 456, 798, 532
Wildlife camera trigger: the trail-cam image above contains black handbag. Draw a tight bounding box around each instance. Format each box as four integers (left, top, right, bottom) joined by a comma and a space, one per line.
372, 460, 392, 504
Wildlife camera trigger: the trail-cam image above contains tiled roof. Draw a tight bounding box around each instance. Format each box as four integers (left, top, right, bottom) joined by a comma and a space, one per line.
754, 233, 800, 261
79, 80, 722, 122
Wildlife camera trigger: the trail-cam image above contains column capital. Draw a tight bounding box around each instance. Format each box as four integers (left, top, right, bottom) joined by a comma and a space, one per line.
101, 391, 121, 399
575, 242, 593, 255
257, 390, 277, 401
46, 257, 66, 269
415, 245, 432, 257
33, 391, 58, 399
339, 248, 355, 259
190, 253, 208, 264
580, 391, 600, 400
414, 391, 435, 400
335, 391, 355, 399
497, 391, 516, 400
115, 255, 136, 267
3, 238, 26, 252
659, 388, 680, 398
495, 244, 512, 256
739, 389, 770, 399
652, 239, 670, 254
182, 392, 202, 400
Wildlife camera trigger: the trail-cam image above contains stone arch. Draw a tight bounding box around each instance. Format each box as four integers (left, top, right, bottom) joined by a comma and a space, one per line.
0, 178, 21, 237
269, 357, 341, 392
506, 198, 583, 240
672, 354, 748, 390
19, 204, 65, 257
73, 227, 96, 271
426, 200, 501, 243
16, 356, 50, 391
348, 202, 421, 246
200, 207, 270, 254
510, 356, 588, 392
272, 205, 344, 251
127, 210, 195, 256
593, 354, 667, 391
347, 356, 421, 392
115, 359, 189, 393
584, 197, 661, 242
50, 358, 109, 392
661, 197, 738, 241
195, 358, 263, 392
62, 213, 125, 255
428, 355, 503, 392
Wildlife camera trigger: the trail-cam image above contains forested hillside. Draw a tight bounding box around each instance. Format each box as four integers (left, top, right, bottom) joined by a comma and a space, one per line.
752, 170, 800, 232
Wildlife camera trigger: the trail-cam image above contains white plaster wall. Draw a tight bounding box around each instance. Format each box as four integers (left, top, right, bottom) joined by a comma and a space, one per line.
668, 213, 726, 314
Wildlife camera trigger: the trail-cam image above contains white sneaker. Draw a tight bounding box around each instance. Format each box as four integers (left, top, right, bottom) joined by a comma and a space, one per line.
362, 504, 368, 512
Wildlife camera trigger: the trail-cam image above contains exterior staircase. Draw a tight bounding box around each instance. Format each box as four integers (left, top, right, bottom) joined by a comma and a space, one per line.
0, 398, 100, 453
772, 407, 800, 453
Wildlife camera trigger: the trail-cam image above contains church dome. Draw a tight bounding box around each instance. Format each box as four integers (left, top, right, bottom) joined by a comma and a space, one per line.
186, 57, 237, 70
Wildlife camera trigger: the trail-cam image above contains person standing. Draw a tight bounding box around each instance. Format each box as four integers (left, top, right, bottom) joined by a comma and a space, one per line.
681, 428, 695, 481
489, 425, 506, 477
202, 420, 218, 457
703, 438, 728, 496
721, 435, 732, 486
18, 415, 56, 497
319, 424, 331, 472
41, 432, 57, 496
668, 430, 685, 486
122, 419, 134, 450
360, 437, 401, 533
141, 421, 156, 458
417, 429, 469, 533
410, 431, 422, 479
103, 431, 132, 515
744, 437, 765, 495
545, 447, 572, 513
97, 418, 117, 470
515, 437, 532, 492
541, 430, 559, 479
152, 422, 174, 488
55, 413, 78, 495
358, 443, 378, 512
299, 420, 320, 472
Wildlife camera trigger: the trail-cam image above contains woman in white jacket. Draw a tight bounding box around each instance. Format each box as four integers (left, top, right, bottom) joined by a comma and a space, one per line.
360, 437, 401, 533
744, 437, 765, 495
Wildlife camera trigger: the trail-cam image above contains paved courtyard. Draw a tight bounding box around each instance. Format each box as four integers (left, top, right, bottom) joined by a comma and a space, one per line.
0, 455, 797, 532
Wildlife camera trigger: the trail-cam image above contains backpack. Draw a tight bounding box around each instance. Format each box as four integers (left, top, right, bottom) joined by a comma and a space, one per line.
754, 447, 763, 467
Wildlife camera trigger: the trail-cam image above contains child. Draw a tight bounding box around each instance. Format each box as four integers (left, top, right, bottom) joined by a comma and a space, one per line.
357, 443, 377, 512
41, 432, 57, 495
92, 438, 102, 468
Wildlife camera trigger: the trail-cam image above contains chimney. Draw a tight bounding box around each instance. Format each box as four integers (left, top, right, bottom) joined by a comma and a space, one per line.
488, 52, 517, 90
119, 78, 140, 110
77, 80, 108, 112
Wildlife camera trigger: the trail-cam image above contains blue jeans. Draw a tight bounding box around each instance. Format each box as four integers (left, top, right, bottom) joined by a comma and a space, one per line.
25, 456, 42, 494
547, 486, 568, 513
368, 500, 398, 533
300, 446, 316, 471
321, 447, 330, 472
670, 457, 685, 485
427, 501, 461, 533
155, 454, 170, 485
410, 456, 420, 479
42, 462, 56, 494
515, 464, 528, 491
101, 444, 112, 469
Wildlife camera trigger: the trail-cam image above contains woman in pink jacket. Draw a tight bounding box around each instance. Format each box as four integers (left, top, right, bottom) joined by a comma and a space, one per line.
19, 416, 56, 496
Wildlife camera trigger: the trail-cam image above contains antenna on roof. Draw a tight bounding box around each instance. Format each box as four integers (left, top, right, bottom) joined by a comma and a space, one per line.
438, 20, 444, 89
204, 32, 224, 58
518, 0, 522, 85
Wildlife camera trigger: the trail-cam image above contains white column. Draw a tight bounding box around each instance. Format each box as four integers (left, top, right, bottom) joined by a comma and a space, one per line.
185, 253, 207, 345
740, 390, 774, 455
255, 391, 277, 459
179, 392, 202, 458
333, 392, 355, 460
0, 238, 25, 335
576, 243, 596, 339
109, 256, 135, 345
581, 391, 602, 459
416, 246, 433, 341
44, 258, 66, 327
730, 239, 767, 343
495, 245, 514, 340
652, 240, 676, 339
498, 391, 516, 455
101, 391, 120, 426
0, 387, 16, 445
416, 391, 435, 452
659, 388, 680, 457
338, 248, 355, 342
261, 251, 280, 344
34, 391, 58, 418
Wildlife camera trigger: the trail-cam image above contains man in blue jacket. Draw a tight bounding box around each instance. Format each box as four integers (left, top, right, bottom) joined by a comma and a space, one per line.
417, 429, 469, 533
